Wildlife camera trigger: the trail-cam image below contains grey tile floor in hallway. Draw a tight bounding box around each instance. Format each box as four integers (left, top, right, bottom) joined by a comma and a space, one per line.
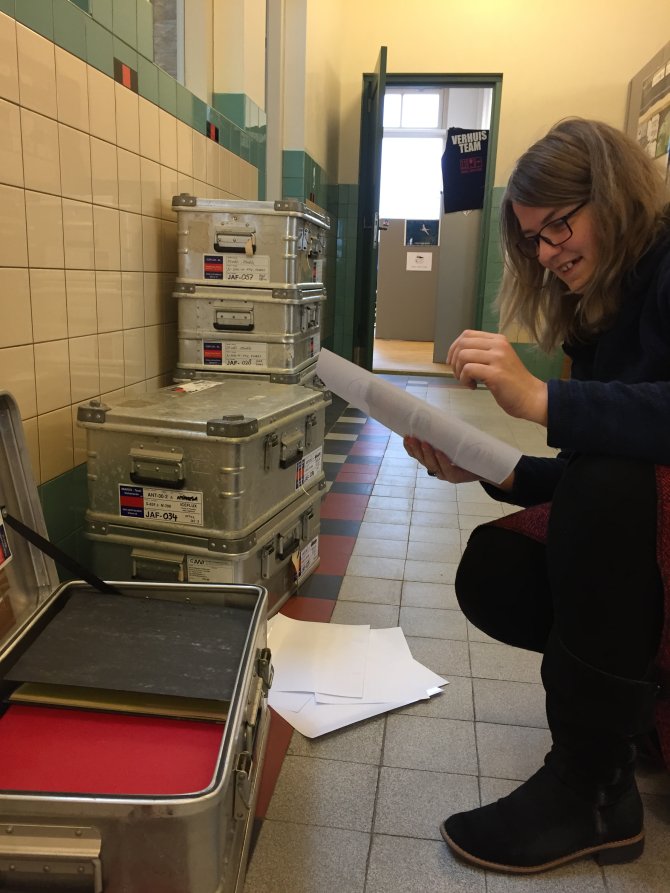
244, 379, 670, 893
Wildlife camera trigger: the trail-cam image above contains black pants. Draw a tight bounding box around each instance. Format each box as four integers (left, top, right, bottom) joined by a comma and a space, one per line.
456, 455, 664, 680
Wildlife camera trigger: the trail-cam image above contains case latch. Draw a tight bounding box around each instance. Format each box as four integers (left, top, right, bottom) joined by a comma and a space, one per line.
264, 433, 279, 471
304, 413, 318, 448
279, 428, 304, 469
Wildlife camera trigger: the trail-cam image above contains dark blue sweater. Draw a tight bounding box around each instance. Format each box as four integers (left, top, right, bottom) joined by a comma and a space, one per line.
485, 224, 670, 507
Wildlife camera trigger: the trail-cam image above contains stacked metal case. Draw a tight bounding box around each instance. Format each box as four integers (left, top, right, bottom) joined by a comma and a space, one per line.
81, 196, 331, 614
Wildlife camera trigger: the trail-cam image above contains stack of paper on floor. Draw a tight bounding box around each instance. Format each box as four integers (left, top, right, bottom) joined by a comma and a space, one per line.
268, 614, 448, 737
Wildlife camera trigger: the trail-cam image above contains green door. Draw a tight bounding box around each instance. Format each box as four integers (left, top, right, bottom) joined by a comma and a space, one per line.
352, 46, 387, 370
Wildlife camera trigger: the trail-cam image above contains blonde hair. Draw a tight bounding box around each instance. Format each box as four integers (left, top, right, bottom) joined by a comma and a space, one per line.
498, 118, 670, 352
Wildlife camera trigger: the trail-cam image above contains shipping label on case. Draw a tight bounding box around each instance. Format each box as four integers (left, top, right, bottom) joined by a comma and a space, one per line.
186, 555, 234, 584
295, 446, 323, 489
119, 485, 204, 526
297, 536, 319, 579
173, 380, 220, 393
202, 340, 268, 368
203, 255, 224, 279
0, 517, 12, 570
214, 254, 271, 283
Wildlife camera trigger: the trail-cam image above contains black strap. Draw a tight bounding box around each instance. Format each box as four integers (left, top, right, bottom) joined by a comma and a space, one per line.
2, 511, 121, 596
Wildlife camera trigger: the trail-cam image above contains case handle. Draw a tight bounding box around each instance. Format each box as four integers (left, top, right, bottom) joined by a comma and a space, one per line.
0, 824, 102, 892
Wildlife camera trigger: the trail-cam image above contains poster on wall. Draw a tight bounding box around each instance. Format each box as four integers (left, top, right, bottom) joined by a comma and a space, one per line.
441, 127, 489, 213
405, 220, 440, 246
633, 56, 670, 163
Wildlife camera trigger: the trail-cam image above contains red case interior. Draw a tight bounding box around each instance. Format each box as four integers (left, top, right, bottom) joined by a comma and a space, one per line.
0, 704, 225, 796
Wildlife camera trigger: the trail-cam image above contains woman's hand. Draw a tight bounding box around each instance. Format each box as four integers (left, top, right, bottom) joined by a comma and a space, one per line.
447, 330, 548, 426
403, 436, 482, 484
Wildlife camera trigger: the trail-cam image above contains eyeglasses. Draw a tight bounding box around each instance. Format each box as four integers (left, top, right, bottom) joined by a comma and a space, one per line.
515, 201, 588, 259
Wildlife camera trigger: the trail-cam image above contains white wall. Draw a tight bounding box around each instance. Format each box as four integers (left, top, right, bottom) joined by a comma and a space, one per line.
212, 0, 266, 107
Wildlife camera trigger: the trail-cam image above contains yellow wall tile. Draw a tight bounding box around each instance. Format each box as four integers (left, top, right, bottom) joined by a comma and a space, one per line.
30, 269, 68, 342
87, 66, 116, 144
38, 406, 73, 481
119, 211, 144, 271
93, 205, 121, 271
160, 164, 178, 219
176, 120, 193, 175
162, 274, 177, 324
62, 199, 95, 269
97, 330, 125, 394
143, 272, 162, 325
192, 131, 207, 182
121, 271, 144, 328
25, 191, 63, 268
0, 98, 23, 187
0, 184, 28, 267
34, 338, 71, 413
144, 324, 161, 378
22, 415, 40, 484
219, 148, 231, 193
95, 270, 123, 332
59, 125, 92, 202
177, 172, 193, 196
21, 108, 61, 194
69, 334, 100, 403
16, 24, 56, 118
114, 82, 139, 154
0, 268, 31, 347
138, 97, 160, 162
66, 270, 97, 336
90, 137, 119, 207
161, 220, 177, 274
140, 156, 161, 217
55, 47, 89, 132
206, 138, 219, 187
158, 109, 178, 171
0, 13, 19, 104
0, 344, 36, 418
123, 327, 146, 385
71, 403, 88, 467
117, 148, 142, 214
141, 216, 161, 273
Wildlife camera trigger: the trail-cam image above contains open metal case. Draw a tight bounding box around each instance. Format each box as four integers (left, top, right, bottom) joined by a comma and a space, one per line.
0, 392, 272, 893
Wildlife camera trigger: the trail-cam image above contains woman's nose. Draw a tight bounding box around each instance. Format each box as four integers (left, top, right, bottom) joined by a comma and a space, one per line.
537, 238, 563, 266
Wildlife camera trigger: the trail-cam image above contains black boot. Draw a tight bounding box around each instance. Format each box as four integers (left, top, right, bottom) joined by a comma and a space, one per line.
441, 632, 659, 873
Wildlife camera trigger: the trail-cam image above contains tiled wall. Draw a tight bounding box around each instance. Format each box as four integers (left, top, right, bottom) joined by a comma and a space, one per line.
0, 7, 258, 568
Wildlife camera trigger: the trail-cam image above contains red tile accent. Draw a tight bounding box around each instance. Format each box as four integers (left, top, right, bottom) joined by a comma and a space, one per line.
320, 492, 369, 521
335, 468, 379, 484
349, 441, 386, 457
121, 63, 132, 89
314, 534, 356, 576
279, 596, 335, 623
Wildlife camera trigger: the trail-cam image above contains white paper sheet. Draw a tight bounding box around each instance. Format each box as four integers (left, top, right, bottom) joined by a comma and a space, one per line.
266, 618, 449, 737
267, 613, 370, 698
315, 348, 521, 485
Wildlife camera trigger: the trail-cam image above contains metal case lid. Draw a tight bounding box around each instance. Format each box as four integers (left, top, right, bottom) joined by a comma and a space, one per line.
0, 392, 60, 650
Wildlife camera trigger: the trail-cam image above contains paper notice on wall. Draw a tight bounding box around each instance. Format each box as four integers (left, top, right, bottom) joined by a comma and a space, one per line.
315, 348, 521, 485
406, 252, 433, 272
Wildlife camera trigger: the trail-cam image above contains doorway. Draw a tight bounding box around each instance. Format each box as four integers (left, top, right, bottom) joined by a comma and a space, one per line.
373, 84, 493, 374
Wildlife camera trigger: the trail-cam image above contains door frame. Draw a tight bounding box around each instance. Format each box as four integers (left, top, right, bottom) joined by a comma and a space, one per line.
355, 71, 503, 366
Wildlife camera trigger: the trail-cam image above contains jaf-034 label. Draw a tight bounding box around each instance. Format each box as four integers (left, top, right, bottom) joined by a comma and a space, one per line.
119, 485, 204, 526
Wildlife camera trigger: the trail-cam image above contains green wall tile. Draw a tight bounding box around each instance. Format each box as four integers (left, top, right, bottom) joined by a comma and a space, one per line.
86, 16, 114, 76
53, 0, 87, 58
113, 35, 137, 71
213, 92, 245, 128
113, 0, 136, 49
90, 0, 112, 29
157, 66, 177, 115
283, 150, 304, 178
229, 125, 241, 155
15, 0, 54, 38
137, 54, 158, 103
219, 117, 232, 150
40, 464, 88, 543
512, 343, 564, 381
192, 95, 207, 134
136, 0, 152, 60
0, 1, 15, 16
282, 177, 304, 199
176, 82, 192, 125
70, 0, 90, 10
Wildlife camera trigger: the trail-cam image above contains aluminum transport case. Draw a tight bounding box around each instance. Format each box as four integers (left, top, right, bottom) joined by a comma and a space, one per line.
173, 194, 329, 290
173, 357, 321, 388
78, 379, 329, 542
178, 326, 320, 377
0, 391, 272, 893
85, 479, 325, 616
174, 282, 325, 340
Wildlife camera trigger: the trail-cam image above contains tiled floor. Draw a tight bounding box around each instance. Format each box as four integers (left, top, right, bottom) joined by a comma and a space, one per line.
245, 374, 670, 893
